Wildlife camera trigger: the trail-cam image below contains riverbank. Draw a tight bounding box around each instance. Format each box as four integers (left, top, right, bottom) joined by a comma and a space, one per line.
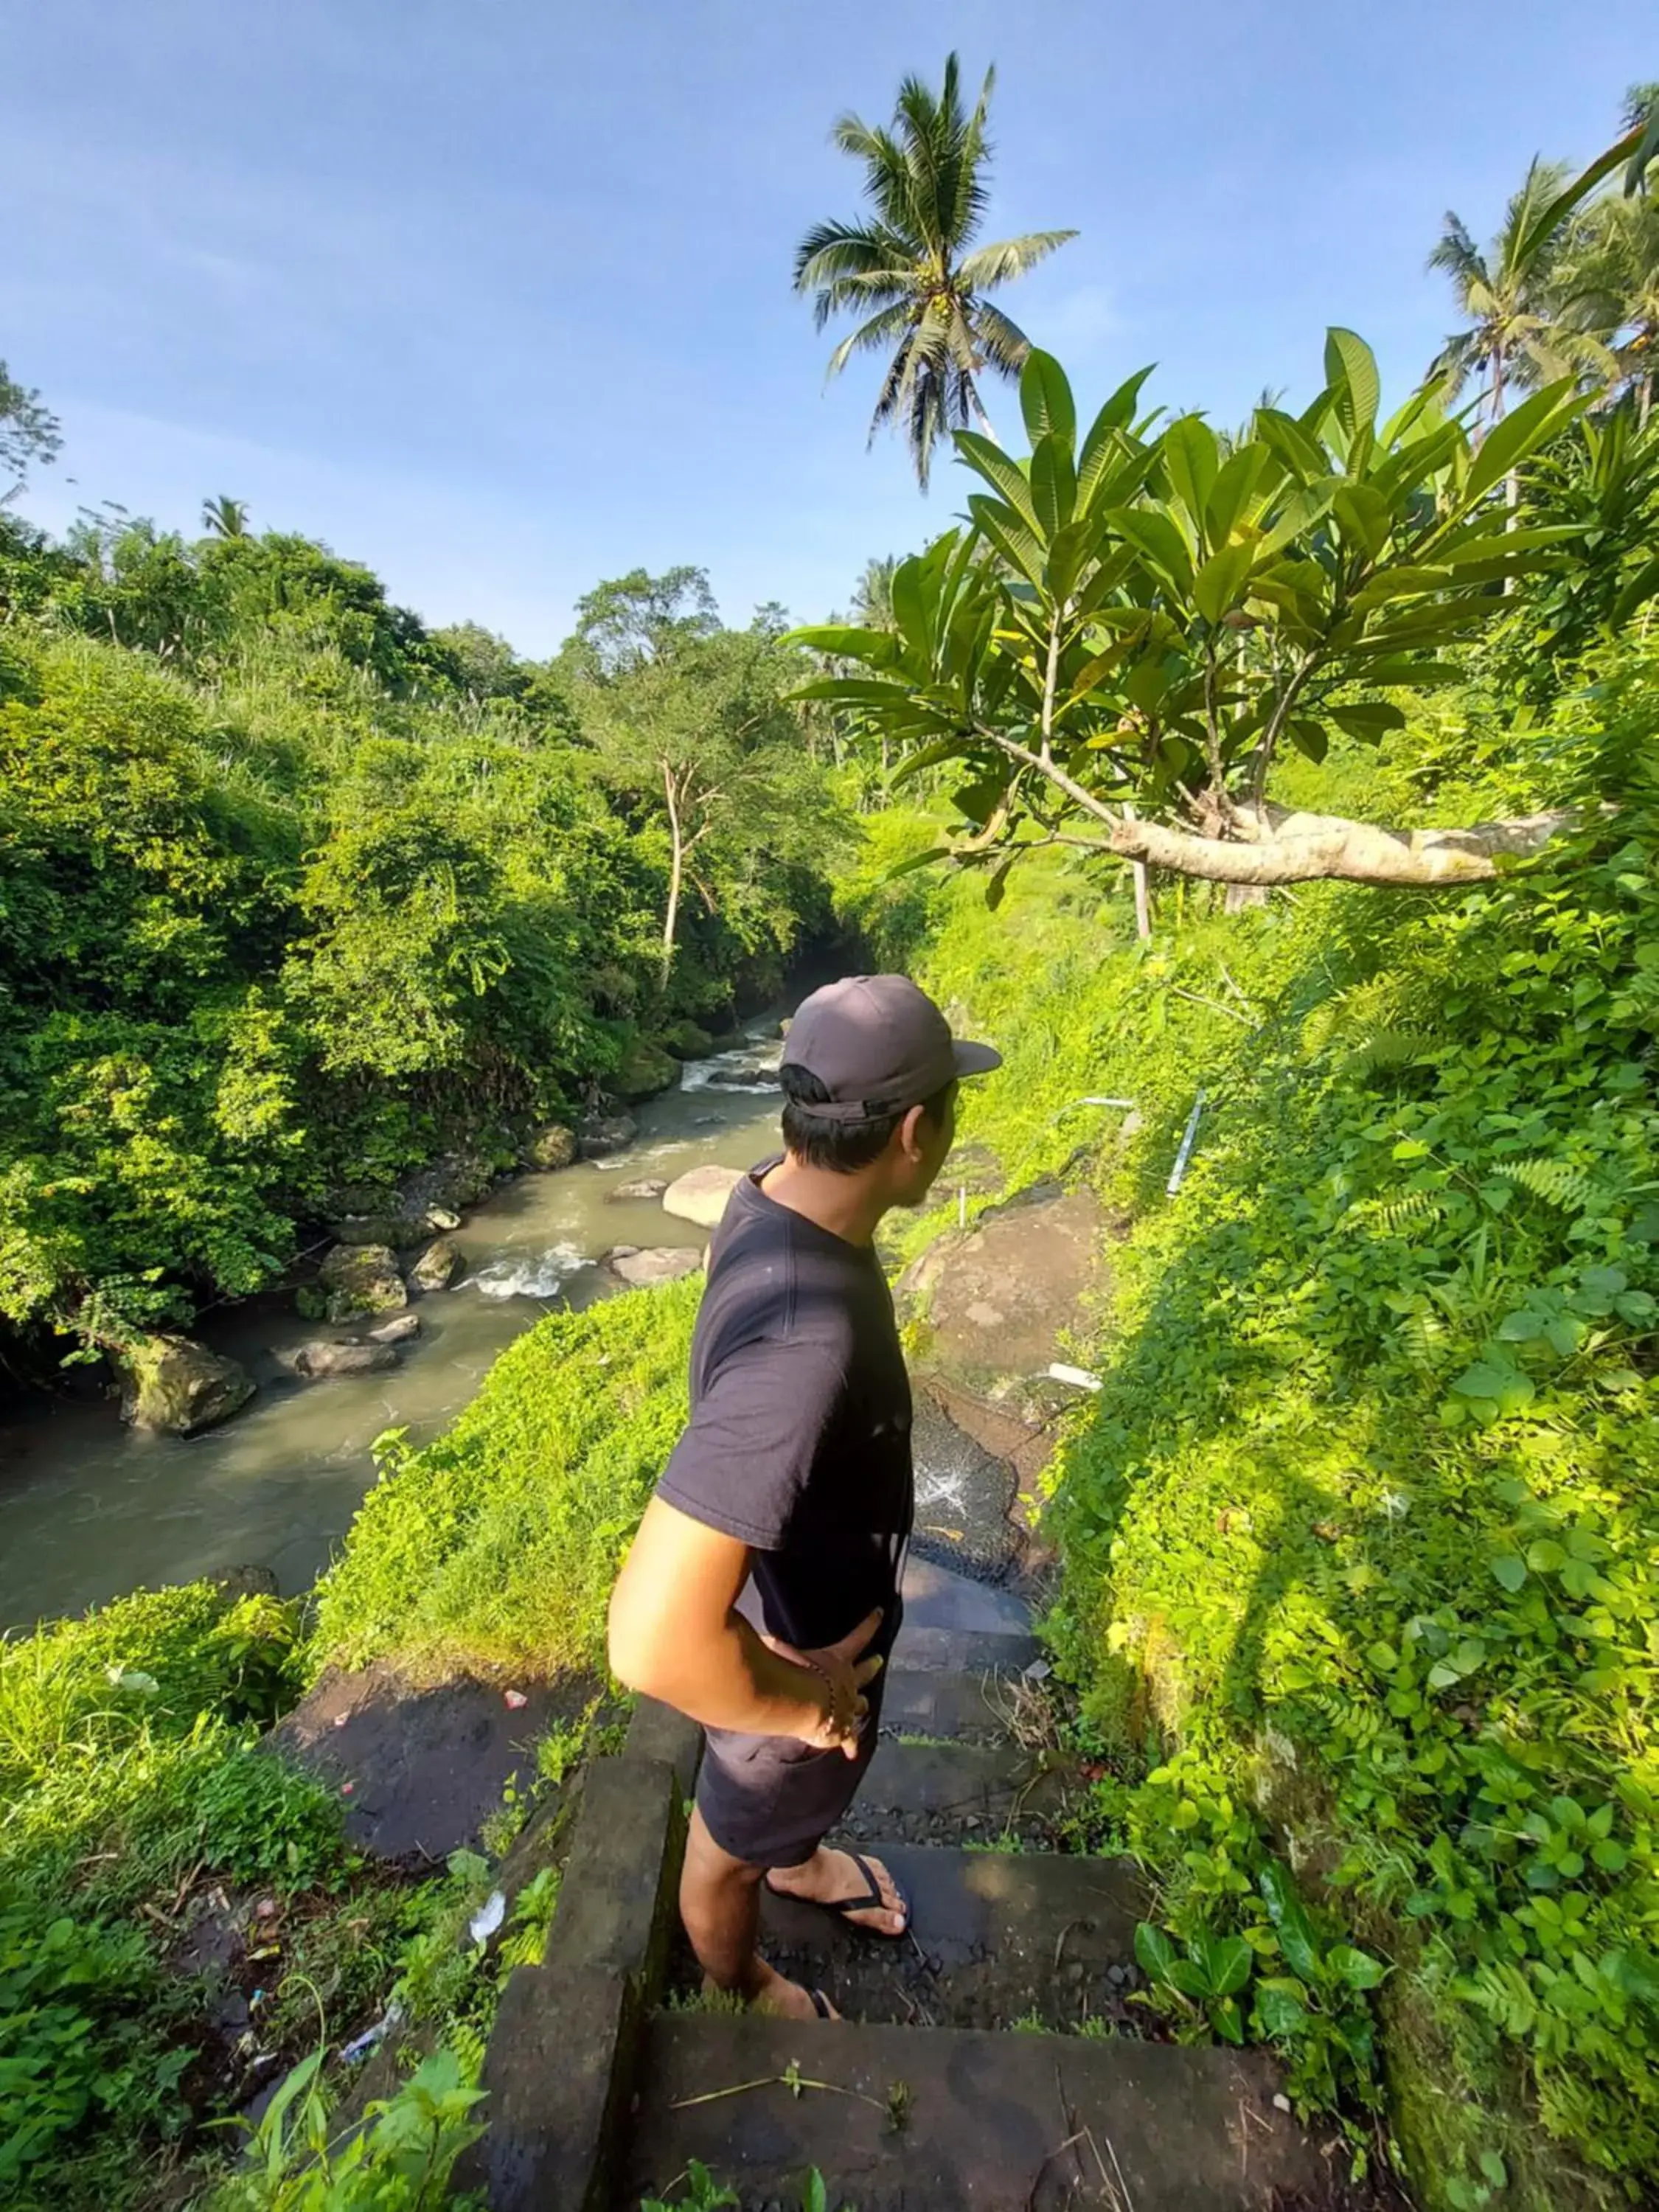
0, 1029, 786, 1632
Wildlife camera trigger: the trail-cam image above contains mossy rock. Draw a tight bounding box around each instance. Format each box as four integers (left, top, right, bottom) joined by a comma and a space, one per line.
612, 1038, 679, 1102
119, 1336, 255, 1434
658, 1019, 714, 1061
524, 1122, 577, 1172
317, 1242, 407, 1324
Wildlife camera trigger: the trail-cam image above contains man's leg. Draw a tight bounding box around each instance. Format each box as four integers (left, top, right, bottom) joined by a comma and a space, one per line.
679, 1804, 838, 2020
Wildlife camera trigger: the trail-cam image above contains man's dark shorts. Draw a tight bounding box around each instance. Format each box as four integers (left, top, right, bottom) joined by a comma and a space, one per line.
695, 1670, 888, 1868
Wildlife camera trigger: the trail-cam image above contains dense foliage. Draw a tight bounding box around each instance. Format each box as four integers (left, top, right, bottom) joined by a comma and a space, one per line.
841, 637, 1659, 2208
0, 526, 846, 1360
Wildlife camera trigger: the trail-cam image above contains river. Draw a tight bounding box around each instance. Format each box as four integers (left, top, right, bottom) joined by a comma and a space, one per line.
0, 1031, 786, 1632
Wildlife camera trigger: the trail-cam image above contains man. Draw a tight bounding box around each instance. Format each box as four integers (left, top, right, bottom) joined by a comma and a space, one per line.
608, 974, 1000, 2021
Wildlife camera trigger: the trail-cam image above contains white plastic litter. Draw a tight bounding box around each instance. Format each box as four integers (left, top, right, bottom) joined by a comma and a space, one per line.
340, 2002, 404, 2064
1023, 1659, 1052, 1683
468, 1889, 507, 1946
1046, 1363, 1102, 1391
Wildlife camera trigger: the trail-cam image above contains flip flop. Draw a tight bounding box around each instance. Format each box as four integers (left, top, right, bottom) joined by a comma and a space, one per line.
809, 1987, 835, 2019
767, 1850, 911, 1940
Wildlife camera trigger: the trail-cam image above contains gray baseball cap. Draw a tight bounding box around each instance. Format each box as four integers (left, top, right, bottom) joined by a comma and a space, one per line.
781, 974, 1001, 1122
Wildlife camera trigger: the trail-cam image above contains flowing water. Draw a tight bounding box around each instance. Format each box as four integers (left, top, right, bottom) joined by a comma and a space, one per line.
0, 1031, 787, 1632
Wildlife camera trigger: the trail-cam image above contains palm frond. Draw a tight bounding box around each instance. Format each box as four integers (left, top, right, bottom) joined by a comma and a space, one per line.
970, 299, 1034, 379
793, 219, 909, 291
1427, 213, 1486, 295
956, 230, 1079, 292
827, 302, 918, 380
1426, 328, 1486, 399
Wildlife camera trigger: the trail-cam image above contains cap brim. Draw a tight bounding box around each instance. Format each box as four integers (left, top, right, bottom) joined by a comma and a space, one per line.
951, 1039, 1002, 1078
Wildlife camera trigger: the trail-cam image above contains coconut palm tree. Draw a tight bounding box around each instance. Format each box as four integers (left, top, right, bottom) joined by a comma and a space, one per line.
793, 55, 1077, 488
1428, 159, 1615, 427
1552, 88, 1659, 427
850, 554, 898, 629
201, 494, 250, 538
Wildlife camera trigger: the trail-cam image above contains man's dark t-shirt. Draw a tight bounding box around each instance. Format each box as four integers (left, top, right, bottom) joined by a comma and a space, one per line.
655, 1160, 914, 1666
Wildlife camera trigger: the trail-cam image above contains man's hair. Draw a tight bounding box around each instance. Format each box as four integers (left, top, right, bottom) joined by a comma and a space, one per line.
779, 1062, 954, 1175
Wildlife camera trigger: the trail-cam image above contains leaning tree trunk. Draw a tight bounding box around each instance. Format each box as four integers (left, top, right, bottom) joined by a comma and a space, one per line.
660, 762, 684, 989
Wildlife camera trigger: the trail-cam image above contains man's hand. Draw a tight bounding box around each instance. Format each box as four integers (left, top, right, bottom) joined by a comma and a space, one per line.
759, 1607, 885, 1759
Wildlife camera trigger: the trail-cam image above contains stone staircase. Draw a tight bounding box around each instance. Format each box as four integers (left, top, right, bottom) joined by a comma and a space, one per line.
466, 1556, 1385, 2211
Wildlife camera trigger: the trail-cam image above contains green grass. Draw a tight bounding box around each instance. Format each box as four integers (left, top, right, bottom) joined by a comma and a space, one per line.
307, 1277, 700, 1680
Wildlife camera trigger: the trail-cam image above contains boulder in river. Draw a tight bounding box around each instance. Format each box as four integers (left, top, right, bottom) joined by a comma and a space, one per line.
318, 1242, 408, 1324
293, 1338, 401, 1380
612, 1038, 680, 1102
327, 1208, 430, 1251
578, 1111, 637, 1158
608, 1177, 669, 1203
662, 1164, 745, 1229
523, 1123, 577, 1172
408, 1237, 462, 1294
659, 1018, 714, 1061
367, 1310, 422, 1344
607, 1247, 703, 1288
119, 1335, 255, 1435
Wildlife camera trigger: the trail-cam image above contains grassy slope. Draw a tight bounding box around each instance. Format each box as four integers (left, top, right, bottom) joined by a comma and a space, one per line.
307, 1275, 701, 1680
842, 659, 1659, 2208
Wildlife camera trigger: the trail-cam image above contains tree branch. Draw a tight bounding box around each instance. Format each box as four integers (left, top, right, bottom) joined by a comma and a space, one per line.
1110, 806, 1581, 887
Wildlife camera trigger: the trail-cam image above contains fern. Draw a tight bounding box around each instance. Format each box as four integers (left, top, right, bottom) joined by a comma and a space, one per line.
1345, 1189, 1444, 1235
1397, 1308, 1447, 1368
1503, 1157, 1593, 1213
1342, 1029, 1439, 1080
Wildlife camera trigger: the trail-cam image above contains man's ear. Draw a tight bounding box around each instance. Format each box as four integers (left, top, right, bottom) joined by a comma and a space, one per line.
897, 1102, 930, 1163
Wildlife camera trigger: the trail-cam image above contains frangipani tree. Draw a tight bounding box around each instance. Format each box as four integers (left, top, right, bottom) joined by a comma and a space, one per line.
787, 335, 1589, 892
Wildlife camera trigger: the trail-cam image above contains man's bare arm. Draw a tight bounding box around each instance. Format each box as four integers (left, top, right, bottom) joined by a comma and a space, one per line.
608, 1496, 880, 1753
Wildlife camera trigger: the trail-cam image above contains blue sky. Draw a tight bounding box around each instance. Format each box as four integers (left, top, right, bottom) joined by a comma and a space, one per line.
4, 1, 1652, 655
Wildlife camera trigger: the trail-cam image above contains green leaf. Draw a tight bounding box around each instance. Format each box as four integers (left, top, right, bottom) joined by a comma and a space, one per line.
1191, 1931, 1254, 1997
1192, 543, 1254, 625
1105, 507, 1195, 594
1526, 1537, 1566, 1573
953, 432, 1040, 532
1254, 1982, 1308, 2039
1029, 435, 1077, 540
1134, 1921, 1179, 1983
1163, 417, 1221, 535
1257, 1863, 1321, 1983
1464, 381, 1584, 507
1327, 701, 1408, 744
781, 625, 898, 666
1324, 328, 1381, 439
967, 495, 1048, 589
1206, 445, 1266, 546
1327, 1944, 1388, 1992
1450, 1361, 1516, 1400
1490, 1554, 1527, 1593
1020, 350, 1077, 456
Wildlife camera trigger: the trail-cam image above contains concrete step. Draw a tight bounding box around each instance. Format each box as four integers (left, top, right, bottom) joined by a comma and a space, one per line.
879, 1664, 1030, 1743
900, 1553, 1032, 1637
622, 2014, 1343, 2211
758, 1843, 1149, 2032
889, 1622, 1041, 1672
836, 1735, 1077, 1850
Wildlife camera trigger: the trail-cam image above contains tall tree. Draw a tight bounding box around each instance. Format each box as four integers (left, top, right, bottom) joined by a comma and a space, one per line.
793, 55, 1076, 488
1428, 159, 1614, 426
